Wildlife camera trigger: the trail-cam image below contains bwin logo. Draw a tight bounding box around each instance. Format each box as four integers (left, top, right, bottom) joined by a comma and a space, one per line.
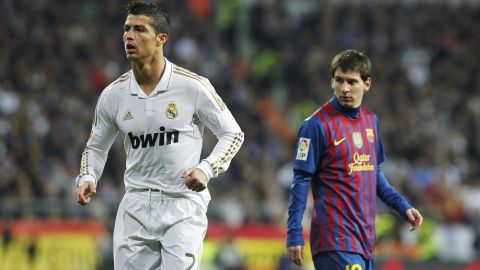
128, 127, 179, 149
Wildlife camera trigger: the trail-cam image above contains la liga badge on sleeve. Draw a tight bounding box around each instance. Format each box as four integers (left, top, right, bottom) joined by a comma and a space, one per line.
296, 137, 310, 161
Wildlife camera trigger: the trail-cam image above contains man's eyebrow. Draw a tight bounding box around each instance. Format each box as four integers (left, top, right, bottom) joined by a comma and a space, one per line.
124, 23, 147, 28
335, 75, 359, 81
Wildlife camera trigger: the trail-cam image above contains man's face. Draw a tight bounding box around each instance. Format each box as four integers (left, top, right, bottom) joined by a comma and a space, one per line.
331, 69, 371, 109
123, 14, 163, 61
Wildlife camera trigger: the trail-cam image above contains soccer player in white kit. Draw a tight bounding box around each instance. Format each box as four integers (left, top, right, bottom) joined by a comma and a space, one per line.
74, 2, 244, 269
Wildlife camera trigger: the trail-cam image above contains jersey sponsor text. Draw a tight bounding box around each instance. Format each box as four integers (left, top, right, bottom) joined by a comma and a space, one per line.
348, 152, 374, 175
128, 126, 179, 149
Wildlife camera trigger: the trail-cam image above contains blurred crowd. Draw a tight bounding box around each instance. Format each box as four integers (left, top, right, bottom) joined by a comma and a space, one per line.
1, 0, 480, 264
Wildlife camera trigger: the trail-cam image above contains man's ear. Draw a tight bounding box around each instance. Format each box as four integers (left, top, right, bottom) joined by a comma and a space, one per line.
157, 33, 168, 46
364, 77, 372, 92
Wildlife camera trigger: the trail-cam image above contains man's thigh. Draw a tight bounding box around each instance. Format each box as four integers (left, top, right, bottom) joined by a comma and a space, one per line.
159, 198, 208, 270
313, 251, 374, 270
113, 193, 208, 270
113, 193, 162, 270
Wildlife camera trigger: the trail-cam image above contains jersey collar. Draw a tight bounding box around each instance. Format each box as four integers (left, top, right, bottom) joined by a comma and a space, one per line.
129, 58, 173, 98
331, 95, 361, 119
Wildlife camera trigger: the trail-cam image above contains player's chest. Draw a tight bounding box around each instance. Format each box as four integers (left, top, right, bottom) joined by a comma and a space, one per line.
325, 124, 378, 175
327, 126, 376, 153
115, 94, 195, 133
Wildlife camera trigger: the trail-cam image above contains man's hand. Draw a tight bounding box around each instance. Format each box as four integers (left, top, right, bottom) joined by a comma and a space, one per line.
183, 168, 209, 192
76, 182, 97, 206
406, 208, 423, 231
286, 245, 304, 266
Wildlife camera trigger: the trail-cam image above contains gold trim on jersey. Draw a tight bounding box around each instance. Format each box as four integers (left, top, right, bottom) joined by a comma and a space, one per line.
93, 71, 127, 126
111, 71, 131, 86
172, 66, 226, 111
211, 132, 244, 176
79, 149, 89, 177
93, 89, 109, 126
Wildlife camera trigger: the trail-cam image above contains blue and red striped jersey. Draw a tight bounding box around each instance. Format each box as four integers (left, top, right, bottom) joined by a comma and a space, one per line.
286, 96, 412, 259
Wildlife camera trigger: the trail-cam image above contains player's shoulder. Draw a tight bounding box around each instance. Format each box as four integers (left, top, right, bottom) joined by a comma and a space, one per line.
105, 71, 131, 92
360, 106, 378, 119
301, 107, 326, 132
170, 64, 210, 91
304, 101, 331, 123
98, 71, 132, 99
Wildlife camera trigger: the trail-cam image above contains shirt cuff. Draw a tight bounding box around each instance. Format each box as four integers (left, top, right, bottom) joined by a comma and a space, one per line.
195, 160, 214, 180
286, 230, 305, 247
75, 174, 96, 188
401, 203, 414, 218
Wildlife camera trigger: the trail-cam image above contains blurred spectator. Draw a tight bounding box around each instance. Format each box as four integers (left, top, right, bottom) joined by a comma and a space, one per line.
215, 233, 245, 270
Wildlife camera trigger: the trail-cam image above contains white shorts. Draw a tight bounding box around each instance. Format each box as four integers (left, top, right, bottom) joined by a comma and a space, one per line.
113, 189, 208, 270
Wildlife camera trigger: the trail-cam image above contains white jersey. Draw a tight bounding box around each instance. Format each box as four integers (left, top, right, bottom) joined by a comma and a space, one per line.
75, 59, 244, 210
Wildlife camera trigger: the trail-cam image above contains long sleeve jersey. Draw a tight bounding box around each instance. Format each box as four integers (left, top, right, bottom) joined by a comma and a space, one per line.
75, 58, 244, 211
286, 96, 412, 259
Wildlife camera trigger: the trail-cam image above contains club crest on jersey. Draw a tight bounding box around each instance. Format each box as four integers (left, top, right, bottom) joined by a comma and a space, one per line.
165, 103, 178, 119
352, 132, 363, 149
296, 137, 310, 161
366, 128, 375, 143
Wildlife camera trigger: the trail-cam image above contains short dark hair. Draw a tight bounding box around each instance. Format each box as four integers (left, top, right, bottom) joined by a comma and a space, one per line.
126, 1, 169, 35
330, 50, 372, 81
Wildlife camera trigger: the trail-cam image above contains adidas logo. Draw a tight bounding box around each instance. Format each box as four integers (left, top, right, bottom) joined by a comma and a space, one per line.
123, 111, 134, 121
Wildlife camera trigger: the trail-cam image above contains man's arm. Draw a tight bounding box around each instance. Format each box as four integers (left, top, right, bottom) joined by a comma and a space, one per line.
374, 116, 422, 230
75, 90, 118, 205
186, 78, 243, 191
286, 169, 312, 265
377, 168, 423, 230
286, 117, 325, 266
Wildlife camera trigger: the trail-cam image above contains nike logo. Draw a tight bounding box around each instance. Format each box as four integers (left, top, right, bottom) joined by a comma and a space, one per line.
334, 137, 346, 146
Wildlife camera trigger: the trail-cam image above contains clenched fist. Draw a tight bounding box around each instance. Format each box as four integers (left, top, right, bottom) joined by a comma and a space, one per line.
76, 182, 96, 206
183, 168, 209, 192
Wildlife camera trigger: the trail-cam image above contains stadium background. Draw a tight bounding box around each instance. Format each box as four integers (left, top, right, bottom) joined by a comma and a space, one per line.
1, 0, 479, 269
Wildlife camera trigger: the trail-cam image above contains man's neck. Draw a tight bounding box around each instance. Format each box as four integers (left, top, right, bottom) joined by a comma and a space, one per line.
132, 55, 166, 96
331, 95, 361, 119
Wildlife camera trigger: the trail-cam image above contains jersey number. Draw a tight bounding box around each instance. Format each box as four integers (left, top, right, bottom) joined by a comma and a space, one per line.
346, 264, 362, 270
185, 253, 195, 270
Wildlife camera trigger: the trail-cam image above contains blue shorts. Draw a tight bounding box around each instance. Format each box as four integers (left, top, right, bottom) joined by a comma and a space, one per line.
313, 251, 374, 270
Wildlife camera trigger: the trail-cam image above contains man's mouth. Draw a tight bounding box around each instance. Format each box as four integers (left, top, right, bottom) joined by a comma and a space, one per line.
126, 44, 136, 53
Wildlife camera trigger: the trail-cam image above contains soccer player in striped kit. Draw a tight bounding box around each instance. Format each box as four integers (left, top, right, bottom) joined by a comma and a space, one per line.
286, 50, 423, 269
75, 2, 243, 269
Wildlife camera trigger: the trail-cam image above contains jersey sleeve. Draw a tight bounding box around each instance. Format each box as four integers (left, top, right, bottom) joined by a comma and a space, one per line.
375, 115, 387, 164
292, 117, 326, 174
286, 170, 312, 247
377, 167, 413, 218
195, 78, 244, 179
287, 117, 325, 247
375, 116, 412, 217
75, 91, 119, 187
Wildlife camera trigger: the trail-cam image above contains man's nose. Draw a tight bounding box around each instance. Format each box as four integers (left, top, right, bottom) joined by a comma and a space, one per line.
341, 82, 350, 92
124, 31, 133, 40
